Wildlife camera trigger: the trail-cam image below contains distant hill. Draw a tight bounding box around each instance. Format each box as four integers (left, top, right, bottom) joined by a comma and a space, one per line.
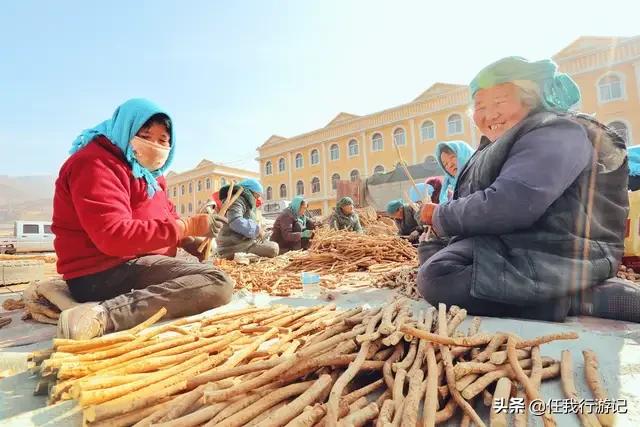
0, 175, 55, 222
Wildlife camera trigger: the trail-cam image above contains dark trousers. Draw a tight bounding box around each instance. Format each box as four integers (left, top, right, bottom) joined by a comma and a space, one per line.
417, 239, 571, 322
67, 255, 234, 331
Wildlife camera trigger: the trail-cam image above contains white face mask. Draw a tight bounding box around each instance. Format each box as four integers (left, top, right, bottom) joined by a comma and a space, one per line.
130, 136, 170, 171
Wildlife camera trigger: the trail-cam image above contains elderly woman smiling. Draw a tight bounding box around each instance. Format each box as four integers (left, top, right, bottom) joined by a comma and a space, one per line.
418, 57, 634, 322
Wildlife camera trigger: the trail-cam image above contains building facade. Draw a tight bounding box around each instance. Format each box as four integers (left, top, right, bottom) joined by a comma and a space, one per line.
166, 160, 259, 217
257, 36, 640, 215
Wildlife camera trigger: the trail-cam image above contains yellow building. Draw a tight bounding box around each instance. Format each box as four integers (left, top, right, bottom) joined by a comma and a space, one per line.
257, 36, 640, 215
166, 160, 259, 217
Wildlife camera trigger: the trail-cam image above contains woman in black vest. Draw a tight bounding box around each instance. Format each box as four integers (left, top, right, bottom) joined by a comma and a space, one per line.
417, 56, 635, 323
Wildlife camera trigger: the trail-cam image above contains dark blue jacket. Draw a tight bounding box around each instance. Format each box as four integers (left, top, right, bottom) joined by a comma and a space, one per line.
432, 111, 628, 304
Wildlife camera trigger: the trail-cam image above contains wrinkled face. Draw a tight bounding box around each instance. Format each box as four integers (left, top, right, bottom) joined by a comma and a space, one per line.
393, 209, 404, 220
341, 204, 354, 215
299, 202, 307, 215
137, 123, 171, 147
440, 151, 457, 177
473, 83, 531, 142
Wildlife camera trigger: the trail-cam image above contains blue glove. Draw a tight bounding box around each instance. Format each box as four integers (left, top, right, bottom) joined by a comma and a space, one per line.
301, 230, 313, 239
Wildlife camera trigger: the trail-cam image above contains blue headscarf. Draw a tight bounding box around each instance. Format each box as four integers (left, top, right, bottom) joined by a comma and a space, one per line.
470, 56, 581, 112
69, 98, 175, 198
434, 140, 475, 204
629, 146, 640, 177
238, 178, 264, 194
386, 199, 404, 215
408, 183, 434, 203
289, 196, 307, 228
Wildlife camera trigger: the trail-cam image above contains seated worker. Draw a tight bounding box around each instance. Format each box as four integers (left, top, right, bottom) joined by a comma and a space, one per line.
434, 140, 474, 203
328, 197, 363, 233
215, 179, 279, 259
386, 199, 423, 243
52, 98, 233, 340
417, 56, 635, 323
271, 196, 317, 254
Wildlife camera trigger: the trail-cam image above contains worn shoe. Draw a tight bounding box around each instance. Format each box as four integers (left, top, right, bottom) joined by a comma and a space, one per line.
57, 303, 108, 340
575, 279, 640, 323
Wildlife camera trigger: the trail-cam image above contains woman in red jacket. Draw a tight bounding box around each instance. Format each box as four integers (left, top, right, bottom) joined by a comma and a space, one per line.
52, 98, 233, 340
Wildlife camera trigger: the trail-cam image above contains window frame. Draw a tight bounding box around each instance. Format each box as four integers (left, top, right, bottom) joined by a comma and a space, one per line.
371, 132, 384, 152
392, 127, 406, 146
446, 113, 464, 136
420, 120, 436, 141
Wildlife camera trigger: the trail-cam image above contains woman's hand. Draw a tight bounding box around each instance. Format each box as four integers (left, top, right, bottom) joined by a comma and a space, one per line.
178, 213, 227, 239
180, 236, 207, 262
420, 203, 438, 225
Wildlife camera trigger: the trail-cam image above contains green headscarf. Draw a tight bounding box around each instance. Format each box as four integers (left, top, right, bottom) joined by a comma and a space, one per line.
289, 196, 307, 229
337, 197, 354, 209
386, 199, 404, 215
470, 56, 581, 112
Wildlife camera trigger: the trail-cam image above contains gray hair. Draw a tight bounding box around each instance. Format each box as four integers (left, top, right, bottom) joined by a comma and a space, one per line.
512, 80, 542, 110
468, 80, 542, 116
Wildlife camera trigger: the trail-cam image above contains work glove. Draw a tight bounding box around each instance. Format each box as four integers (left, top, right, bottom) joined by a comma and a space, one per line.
301, 230, 314, 239
419, 203, 437, 225
177, 213, 227, 239
257, 226, 265, 240
408, 230, 420, 243
180, 236, 208, 262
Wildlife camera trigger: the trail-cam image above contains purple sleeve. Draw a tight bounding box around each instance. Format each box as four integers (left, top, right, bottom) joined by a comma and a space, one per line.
432, 119, 592, 237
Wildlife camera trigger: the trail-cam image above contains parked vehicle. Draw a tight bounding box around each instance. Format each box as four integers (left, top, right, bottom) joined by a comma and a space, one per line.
0, 221, 54, 254
261, 200, 290, 220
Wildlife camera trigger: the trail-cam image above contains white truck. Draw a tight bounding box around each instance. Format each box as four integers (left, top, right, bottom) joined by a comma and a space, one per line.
0, 221, 55, 254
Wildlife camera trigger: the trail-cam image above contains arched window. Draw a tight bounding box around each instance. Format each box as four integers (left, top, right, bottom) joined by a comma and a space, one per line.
172, 187, 177, 197
181, 185, 185, 195
330, 144, 339, 161
311, 177, 321, 193
180, 204, 185, 214
393, 128, 406, 146
265, 161, 273, 175
373, 165, 385, 174
310, 149, 320, 165
266, 186, 273, 200
447, 114, 463, 135
372, 133, 383, 152
350, 169, 360, 182
331, 173, 341, 190
296, 180, 304, 196
599, 74, 624, 102
608, 121, 629, 144
220, 177, 227, 187
188, 182, 193, 193
197, 180, 202, 192
295, 153, 303, 169
348, 139, 359, 156
421, 120, 435, 140
278, 158, 286, 172
205, 178, 211, 190
188, 202, 193, 213
279, 184, 287, 198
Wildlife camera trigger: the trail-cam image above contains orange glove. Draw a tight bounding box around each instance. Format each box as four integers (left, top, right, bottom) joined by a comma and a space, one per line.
420, 203, 438, 225
177, 213, 227, 239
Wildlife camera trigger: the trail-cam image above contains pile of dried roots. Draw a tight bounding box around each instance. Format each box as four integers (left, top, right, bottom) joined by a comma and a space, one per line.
375, 266, 420, 300
32, 300, 613, 427
217, 229, 417, 296
356, 207, 398, 236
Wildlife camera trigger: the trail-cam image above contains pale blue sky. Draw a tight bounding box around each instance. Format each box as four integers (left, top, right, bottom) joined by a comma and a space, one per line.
1, 0, 638, 176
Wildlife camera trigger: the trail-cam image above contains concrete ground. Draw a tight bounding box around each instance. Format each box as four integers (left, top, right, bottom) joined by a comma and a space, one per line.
1, 288, 640, 426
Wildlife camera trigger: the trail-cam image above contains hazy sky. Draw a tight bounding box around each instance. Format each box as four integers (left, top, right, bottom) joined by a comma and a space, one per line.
2, 0, 638, 176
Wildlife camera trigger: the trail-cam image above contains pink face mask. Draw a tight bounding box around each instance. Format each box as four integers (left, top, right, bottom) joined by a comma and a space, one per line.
130, 136, 170, 171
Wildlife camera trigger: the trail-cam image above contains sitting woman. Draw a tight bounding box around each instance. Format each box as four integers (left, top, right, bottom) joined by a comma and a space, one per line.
215, 179, 279, 259
328, 197, 363, 233
417, 57, 634, 323
386, 199, 423, 243
270, 196, 317, 254
52, 98, 233, 340
434, 140, 474, 203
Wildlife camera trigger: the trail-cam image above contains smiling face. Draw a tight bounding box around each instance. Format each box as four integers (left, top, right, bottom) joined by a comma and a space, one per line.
440, 151, 458, 177
473, 82, 532, 142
